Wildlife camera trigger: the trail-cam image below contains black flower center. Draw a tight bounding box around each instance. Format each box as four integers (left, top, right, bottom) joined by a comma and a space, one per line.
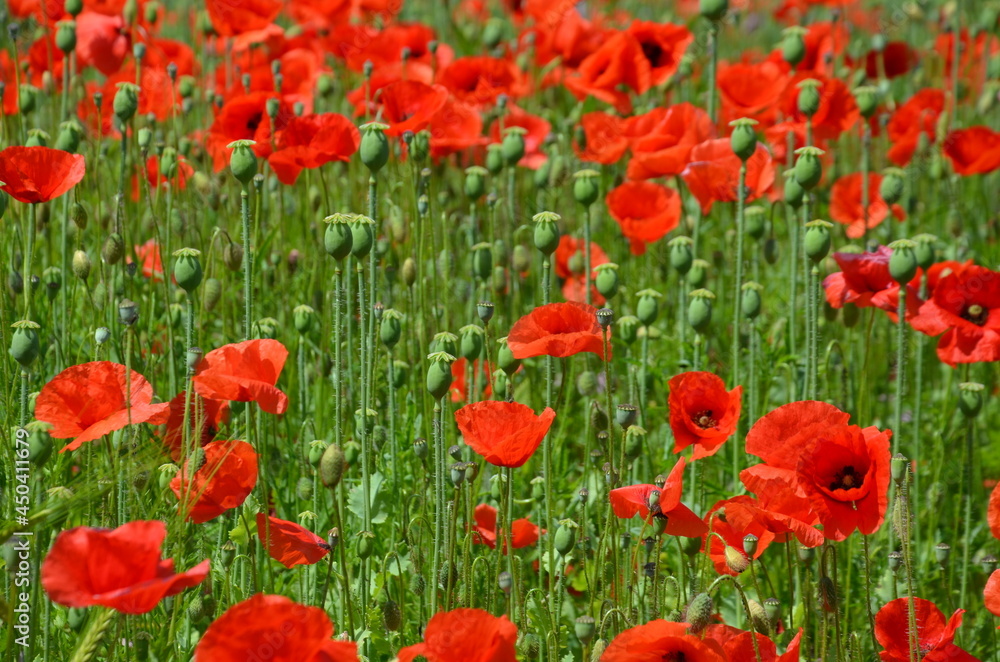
692, 410, 717, 429
830, 466, 862, 491
660, 652, 686, 662
962, 304, 988, 326
641, 42, 664, 66
246, 113, 262, 133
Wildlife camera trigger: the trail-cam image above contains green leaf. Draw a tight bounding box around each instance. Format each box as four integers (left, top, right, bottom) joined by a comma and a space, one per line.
348, 471, 390, 525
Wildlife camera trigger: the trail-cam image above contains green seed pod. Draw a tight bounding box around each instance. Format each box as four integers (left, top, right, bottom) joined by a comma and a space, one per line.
350, 215, 375, 258
472, 242, 493, 281
25, 129, 49, 148
486, 143, 505, 175
323, 213, 355, 261
616, 315, 640, 345
669, 236, 694, 276
554, 520, 578, 556
360, 122, 390, 174
912, 234, 936, 270
575, 616, 596, 645
532, 157, 552, 190
65, 0, 83, 16
686, 593, 714, 633
172, 248, 203, 293
113, 82, 140, 123
72, 250, 91, 281
432, 331, 458, 357
55, 120, 83, 153
27, 425, 52, 466
10, 320, 41, 368
804, 220, 833, 263
855, 85, 879, 119
699, 0, 727, 21
794, 146, 824, 190
512, 244, 531, 273
797, 79, 822, 118
616, 404, 638, 429
203, 278, 222, 312
18, 85, 37, 115
745, 206, 766, 240
380, 309, 403, 349
880, 168, 905, 205
729, 118, 759, 161
319, 443, 346, 488
464, 165, 488, 200
783, 170, 805, 208
356, 531, 376, 559
688, 259, 709, 289
497, 338, 520, 375
888, 239, 918, 284
688, 289, 715, 334
426, 352, 456, 400
460, 324, 484, 360
308, 440, 327, 466
502, 126, 527, 166
958, 382, 984, 418
742, 282, 763, 319
228, 139, 258, 185
573, 169, 600, 207
102, 232, 125, 264
392, 360, 409, 389
781, 27, 807, 67
343, 440, 361, 466
594, 262, 620, 299
533, 211, 561, 256
636, 289, 662, 326
624, 425, 645, 459
483, 17, 504, 50
935, 543, 951, 566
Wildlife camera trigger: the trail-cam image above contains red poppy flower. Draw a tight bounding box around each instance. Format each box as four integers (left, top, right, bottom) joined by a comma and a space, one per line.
344, 23, 443, 72
986, 570, 1000, 619
0, 52, 19, 116
909, 265, 1000, 365
703, 625, 802, 662
563, 32, 650, 114
73, 11, 131, 76
822, 246, 923, 321
855, 41, 917, 79
489, 103, 551, 169
206, 0, 282, 36
195, 594, 358, 662
507, 302, 609, 360
717, 59, 789, 125
887, 88, 945, 166
192, 339, 290, 415
943, 126, 1000, 176
875, 598, 975, 662
605, 181, 681, 256
707, 495, 823, 566
741, 401, 891, 541
372, 81, 449, 137
472, 504, 540, 552
668, 371, 742, 460
131, 238, 164, 281
574, 112, 629, 165
779, 73, 859, 141
554, 235, 609, 305
256, 514, 330, 568
602, 620, 727, 662
268, 113, 360, 185
795, 21, 849, 75
450, 358, 493, 403
625, 20, 693, 87
828, 173, 906, 239
454, 400, 555, 468
162, 391, 231, 461
626, 103, 714, 180
0, 146, 86, 204
436, 56, 527, 107
36, 361, 171, 453
682, 139, 775, 215
396, 609, 517, 662
171, 440, 258, 524
41, 520, 209, 614
427, 99, 487, 159
609, 458, 708, 537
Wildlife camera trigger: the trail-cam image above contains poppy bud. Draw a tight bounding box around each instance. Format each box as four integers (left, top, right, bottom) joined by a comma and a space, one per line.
102, 232, 125, 265
459, 324, 484, 360
594, 263, 620, 299
573, 169, 600, 206
724, 544, 750, 574
742, 282, 763, 319
688, 289, 715, 333
113, 82, 140, 123
688, 259, 709, 288
797, 79, 822, 117
804, 220, 833, 263
228, 139, 258, 185
486, 143, 505, 175
555, 520, 578, 556
349, 215, 375, 258
780, 27, 807, 67
356, 531, 375, 559
888, 239, 918, 284
686, 593, 714, 633
172, 248, 203, 293
464, 166, 488, 200
636, 289, 662, 326
958, 382, 984, 418
817, 576, 837, 613
410, 573, 426, 596
574, 615, 596, 645
65, 0, 83, 15
381, 599, 402, 632
502, 127, 527, 166
360, 122, 390, 174
118, 298, 139, 326
477, 301, 494, 323
497, 338, 520, 375
616, 315, 640, 345
426, 352, 456, 400
729, 118, 759, 161
699, 0, 727, 20
533, 211, 561, 255
70, 249, 91, 282
10, 320, 41, 368
879, 168, 905, 205
625, 425, 645, 459
744, 205, 766, 240
912, 234, 936, 270
793, 146, 824, 190
855, 85, 879, 119
56, 20, 76, 54
576, 371, 597, 396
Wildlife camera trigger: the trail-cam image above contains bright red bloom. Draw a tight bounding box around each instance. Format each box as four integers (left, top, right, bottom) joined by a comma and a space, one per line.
36, 361, 171, 453
206, 92, 288, 171
887, 88, 946, 166
436, 56, 527, 107
625, 20, 693, 86
909, 265, 1000, 366
0, 146, 86, 204
668, 371, 742, 460
489, 103, 551, 169
41, 520, 209, 614
171, 440, 258, 524
822, 246, 923, 322
602, 620, 727, 662
703, 625, 802, 662
195, 594, 358, 662
626, 103, 714, 180
74, 11, 131, 75
609, 458, 708, 537
682, 139, 775, 214
192, 339, 290, 415
206, 0, 282, 36
455, 400, 555, 468
606, 181, 681, 256
343, 23, 444, 72
717, 59, 789, 125
856, 41, 917, 79
875, 598, 976, 662
0, 52, 19, 115
943, 126, 1000, 176
268, 113, 360, 185
828, 173, 906, 239
256, 514, 330, 568
373, 81, 449, 136
507, 302, 609, 360
986, 570, 1000, 620
563, 31, 651, 114
397, 609, 517, 662
741, 401, 891, 541
574, 112, 629, 165
472, 504, 540, 552
162, 391, 231, 461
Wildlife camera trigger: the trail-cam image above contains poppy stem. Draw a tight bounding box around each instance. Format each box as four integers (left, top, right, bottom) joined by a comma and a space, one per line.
431, 397, 445, 615
583, 205, 593, 307
706, 21, 719, 126
240, 184, 252, 340
959, 422, 975, 615
861, 533, 879, 653
861, 123, 871, 247
333, 265, 344, 449
24, 203, 36, 320
897, 465, 919, 662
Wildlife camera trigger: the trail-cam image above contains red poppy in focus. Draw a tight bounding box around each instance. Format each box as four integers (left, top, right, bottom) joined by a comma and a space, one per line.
373, 81, 449, 136
206, 0, 282, 36
986, 570, 1000, 620
668, 371, 741, 460
396, 608, 517, 662
828, 173, 906, 239
268, 113, 360, 185
194, 593, 359, 662
875, 598, 975, 662
601, 620, 727, 662
131, 238, 164, 281
507, 302, 609, 360
682, 139, 775, 214
887, 88, 945, 166
171, 440, 258, 524
626, 103, 714, 180
192, 339, 290, 415
741, 401, 891, 541
162, 391, 231, 461
717, 60, 789, 125
256, 514, 331, 568
563, 32, 651, 114
822, 246, 922, 321
909, 265, 1000, 366
625, 20, 693, 86
703, 625, 802, 662
436, 56, 527, 107
606, 181, 682, 255
41, 520, 209, 614
0, 146, 86, 204
489, 103, 551, 169
472, 504, 540, 552
609, 458, 708, 537
36, 361, 171, 453
455, 400, 555, 468
943, 126, 1000, 176
706, 496, 823, 574
574, 112, 629, 165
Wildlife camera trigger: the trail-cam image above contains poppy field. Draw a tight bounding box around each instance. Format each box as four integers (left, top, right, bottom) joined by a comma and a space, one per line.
5, 0, 1000, 659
